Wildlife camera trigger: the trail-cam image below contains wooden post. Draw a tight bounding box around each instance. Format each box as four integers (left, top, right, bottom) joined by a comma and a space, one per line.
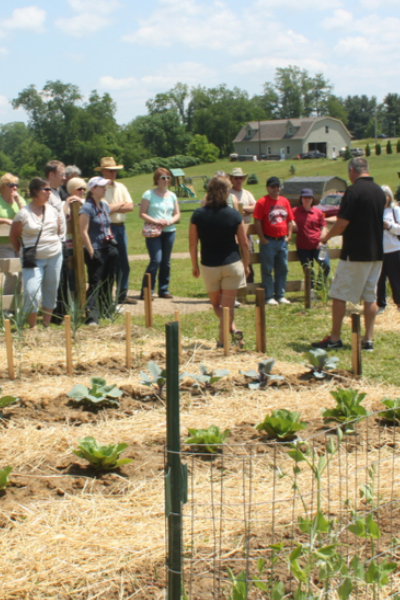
64, 315, 73, 376
255, 306, 261, 352
174, 310, 181, 360
126, 311, 131, 369
351, 313, 362, 376
144, 273, 153, 328
304, 266, 312, 309
70, 202, 86, 308
222, 306, 230, 357
255, 287, 266, 353
4, 320, 14, 380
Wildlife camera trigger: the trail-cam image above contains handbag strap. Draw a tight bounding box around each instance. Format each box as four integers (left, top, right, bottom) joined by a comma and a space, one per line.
21, 205, 45, 249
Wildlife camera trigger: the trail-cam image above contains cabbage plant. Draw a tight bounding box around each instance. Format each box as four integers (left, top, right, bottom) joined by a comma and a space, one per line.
139, 361, 167, 396
304, 349, 339, 379
0, 466, 12, 490
256, 409, 307, 441
322, 388, 369, 433
0, 388, 18, 418
73, 436, 133, 470
186, 425, 230, 453
380, 398, 400, 423
240, 359, 284, 389
183, 365, 230, 389
67, 377, 122, 408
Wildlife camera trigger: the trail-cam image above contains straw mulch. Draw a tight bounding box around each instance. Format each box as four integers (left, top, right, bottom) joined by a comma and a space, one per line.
1, 324, 400, 598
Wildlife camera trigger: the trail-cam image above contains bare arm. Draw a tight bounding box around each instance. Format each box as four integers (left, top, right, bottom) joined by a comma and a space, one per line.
254, 218, 268, 245
63, 196, 83, 216
286, 220, 293, 242
109, 202, 133, 214
9, 221, 23, 253
189, 222, 200, 278
79, 214, 94, 259
169, 199, 180, 225
237, 221, 250, 276
321, 217, 349, 244
0, 218, 13, 226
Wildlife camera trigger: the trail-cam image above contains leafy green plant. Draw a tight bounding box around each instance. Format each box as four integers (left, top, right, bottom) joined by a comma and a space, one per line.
322, 388, 369, 432
67, 377, 122, 408
0, 388, 18, 417
380, 397, 400, 423
139, 361, 167, 396
255, 409, 307, 440
0, 466, 12, 490
73, 436, 133, 470
304, 348, 339, 379
185, 425, 230, 453
240, 358, 283, 389
183, 365, 229, 389
226, 560, 284, 600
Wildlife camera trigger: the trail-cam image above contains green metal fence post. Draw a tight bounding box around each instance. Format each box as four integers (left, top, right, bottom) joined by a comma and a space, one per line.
166, 321, 181, 600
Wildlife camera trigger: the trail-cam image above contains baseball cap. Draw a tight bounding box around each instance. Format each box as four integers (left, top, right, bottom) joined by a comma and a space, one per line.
267, 176, 281, 187
300, 188, 314, 197
88, 176, 111, 190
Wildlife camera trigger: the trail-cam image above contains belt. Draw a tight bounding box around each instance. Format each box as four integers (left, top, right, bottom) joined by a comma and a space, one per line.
266, 235, 286, 241
111, 222, 125, 226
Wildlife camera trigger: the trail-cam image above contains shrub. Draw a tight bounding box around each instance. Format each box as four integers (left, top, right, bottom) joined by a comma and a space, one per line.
187, 135, 219, 163
365, 143, 370, 157
342, 147, 353, 160
375, 143, 381, 156
128, 155, 200, 176
397, 139, 400, 153
387, 140, 393, 154
247, 173, 258, 185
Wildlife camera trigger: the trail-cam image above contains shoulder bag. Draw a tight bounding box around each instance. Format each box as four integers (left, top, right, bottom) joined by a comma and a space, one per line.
21, 206, 45, 268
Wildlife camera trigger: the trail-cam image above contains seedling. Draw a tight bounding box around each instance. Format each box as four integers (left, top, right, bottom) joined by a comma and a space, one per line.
322, 388, 369, 433
256, 409, 307, 440
0, 466, 12, 490
380, 397, 400, 423
226, 560, 284, 600
0, 388, 18, 418
185, 425, 230, 453
73, 436, 133, 470
240, 358, 284, 389
304, 348, 339, 379
67, 377, 122, 408
183, 365, 230, 389
139, 361, 167, 396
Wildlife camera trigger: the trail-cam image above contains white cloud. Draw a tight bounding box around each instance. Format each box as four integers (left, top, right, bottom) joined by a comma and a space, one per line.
1, 6, 46, 33
66, 0, 121, 15
255, 0, 342, 9
359, 0, 400, 8
100, 76, 138, 90
332, 15, 400, 63
322, 9, 353, 31
55, 13, 109, 37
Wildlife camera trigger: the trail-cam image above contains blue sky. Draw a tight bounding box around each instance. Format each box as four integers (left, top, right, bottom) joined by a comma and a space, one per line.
0, 0, 399, 126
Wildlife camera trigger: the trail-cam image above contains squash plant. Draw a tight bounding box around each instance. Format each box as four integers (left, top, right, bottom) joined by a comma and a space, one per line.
240, 358, 284, 389
256, 409, 307, 441
73, 436, 133, 470
380, 397, 400, 423
322, 388, 369, 433
67, 377, 122, 408
304, 349, 339, 379
0, 388, 18, 417
0, 466, 12, 490
185, 425, 230, 453
182, 365, 230, 389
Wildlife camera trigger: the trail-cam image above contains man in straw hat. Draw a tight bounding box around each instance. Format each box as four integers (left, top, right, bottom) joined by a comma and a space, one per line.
95, 157, 135, 304
229, 167, 256, 283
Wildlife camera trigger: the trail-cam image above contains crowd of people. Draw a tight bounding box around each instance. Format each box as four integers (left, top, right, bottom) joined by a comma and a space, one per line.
0, 155, 397, 350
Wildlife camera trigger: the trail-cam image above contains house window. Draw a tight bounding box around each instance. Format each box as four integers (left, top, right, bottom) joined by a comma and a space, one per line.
248, 128, 252, 137
286, 146, 290, 154
288, 126, 293, 135
245, 147, 250, 154
267, 147, 271, 154
325, 126, 329, 133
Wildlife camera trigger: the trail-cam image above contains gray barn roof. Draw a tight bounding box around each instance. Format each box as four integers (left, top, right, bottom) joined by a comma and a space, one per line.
282, 176, 347, 197
233, 117, 350, 144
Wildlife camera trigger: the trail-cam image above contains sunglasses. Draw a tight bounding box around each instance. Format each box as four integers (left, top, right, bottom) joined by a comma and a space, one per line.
76, 187, 86, 191
233, 176, 244, 180
40, 187, 51, 192
8, 183, 18, 188
160, 176, 170, 180
269, 184, 280, 188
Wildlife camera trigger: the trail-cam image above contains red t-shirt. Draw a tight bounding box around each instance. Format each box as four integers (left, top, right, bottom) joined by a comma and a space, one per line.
253, 195, 294, 237
293, 205, 326, 250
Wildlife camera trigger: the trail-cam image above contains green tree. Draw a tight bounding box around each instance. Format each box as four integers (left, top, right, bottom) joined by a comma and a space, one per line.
381, 93, 400, 137
344, 95, 377, 139
187, 134, 219, 163
365, 143, 371, 157
343, 146, 353, 160
138, 111, 190, 157
397, 139, 400, 153
326, 95, 348, 123
375, 143, 381, 155
387, 140, 393, 154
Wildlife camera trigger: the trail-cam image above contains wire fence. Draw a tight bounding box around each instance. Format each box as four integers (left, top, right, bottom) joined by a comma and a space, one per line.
166, 412, 400, 599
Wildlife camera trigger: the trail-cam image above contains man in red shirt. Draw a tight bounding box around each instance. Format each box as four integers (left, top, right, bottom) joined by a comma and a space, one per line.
254, 176, 294, 305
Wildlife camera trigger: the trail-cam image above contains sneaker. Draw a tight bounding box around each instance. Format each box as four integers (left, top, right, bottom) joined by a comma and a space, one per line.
266, 298, 279, 306
120, 296, 138, 305
234, 300, 241, 308
376, 307, 385, 316
278, 297, 291, 305
310, 290, 316, 301
361, 340, 373, 351
311, 336, 344, 350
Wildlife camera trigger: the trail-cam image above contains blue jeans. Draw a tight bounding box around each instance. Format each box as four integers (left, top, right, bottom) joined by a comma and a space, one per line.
142, 231, 175, 296
22, 252, 63, 313
296, 248, 330, 288
259, 238, 288, 301
111, 224, 130, 302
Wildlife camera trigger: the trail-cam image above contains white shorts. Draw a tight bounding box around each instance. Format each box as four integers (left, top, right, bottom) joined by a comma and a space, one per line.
329, 259, 382, 304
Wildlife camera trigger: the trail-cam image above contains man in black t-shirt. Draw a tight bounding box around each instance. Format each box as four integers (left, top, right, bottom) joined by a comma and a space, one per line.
312, 158, 385, 352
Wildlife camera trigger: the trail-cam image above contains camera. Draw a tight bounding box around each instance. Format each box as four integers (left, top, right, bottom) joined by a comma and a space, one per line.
103, 235, 118, 247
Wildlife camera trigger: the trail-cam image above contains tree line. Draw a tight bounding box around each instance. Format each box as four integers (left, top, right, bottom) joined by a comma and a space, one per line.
1, 66, 399, 177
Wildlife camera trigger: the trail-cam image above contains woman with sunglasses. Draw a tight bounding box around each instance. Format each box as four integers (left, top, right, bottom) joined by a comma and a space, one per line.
63, 177, 87, 293
139, 168, 180, 299
9, 178, 63, 328
0, 173, 26, 301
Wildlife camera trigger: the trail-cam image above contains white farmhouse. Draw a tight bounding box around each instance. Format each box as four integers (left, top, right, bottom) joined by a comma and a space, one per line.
233, 117, 351, 160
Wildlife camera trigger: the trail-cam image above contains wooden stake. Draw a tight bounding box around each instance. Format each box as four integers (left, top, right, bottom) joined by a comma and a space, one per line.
255, 306, 261, 352
351, 313, 362, 376
304, 266, 312, 309
126, 311, 131, 369
255, 287, 266, 353
4, 320, 14, 380
144, 273, 153, 328
64, 315, 73, 376
174, 310, 181, 360
223, 306, 230, 356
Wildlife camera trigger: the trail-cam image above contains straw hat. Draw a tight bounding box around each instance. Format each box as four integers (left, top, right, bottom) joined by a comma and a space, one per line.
229, 167, 248, 180
94, 157, 124, 171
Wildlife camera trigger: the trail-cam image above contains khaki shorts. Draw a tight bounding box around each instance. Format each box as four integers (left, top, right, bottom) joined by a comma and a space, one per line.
329, 259, 382, 304
200, 260, 245, 293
